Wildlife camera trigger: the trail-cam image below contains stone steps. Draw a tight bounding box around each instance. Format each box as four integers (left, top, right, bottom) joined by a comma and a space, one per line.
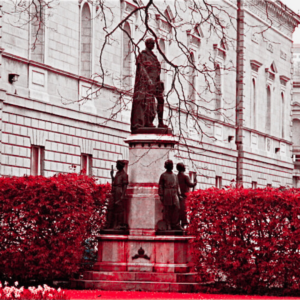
83, 271, 198, 282
70, 271, 208, 292
71, 279, 206, 292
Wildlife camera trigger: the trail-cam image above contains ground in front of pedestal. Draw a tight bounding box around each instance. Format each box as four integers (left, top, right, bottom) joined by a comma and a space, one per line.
64, 290, 300, 300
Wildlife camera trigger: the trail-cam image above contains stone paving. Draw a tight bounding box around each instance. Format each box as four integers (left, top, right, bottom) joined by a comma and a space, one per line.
65, 290, 300, 300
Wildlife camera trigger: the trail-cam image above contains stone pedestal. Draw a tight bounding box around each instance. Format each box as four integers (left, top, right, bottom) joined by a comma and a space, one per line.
125, 134, 178, 236
71, 133, 205, 292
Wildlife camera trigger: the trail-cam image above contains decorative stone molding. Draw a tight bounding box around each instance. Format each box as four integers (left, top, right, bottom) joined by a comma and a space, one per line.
251, 32, 259, 44
250, 60, 263, 78
267, 42, 274, 53
265, 68, 275, 86
164, 5, 174, 22
186, 30, 201, 51
155, 14, 172, 36
280, 142, 286, 156
213, 44, 226, 60
251, 133, 258, 149
279, 75, 290, 87
28, 128, 46, 147
280, 50, 287, 61
121, 0, 137, 23
266, 137, 272, 153
29, 66, 49, 102
245, 0, 300, 38
78, 138, 94, 155
214, 123, 223, 141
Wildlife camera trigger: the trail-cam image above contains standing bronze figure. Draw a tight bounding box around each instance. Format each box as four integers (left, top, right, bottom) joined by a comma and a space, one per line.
106, 160, 128, 230
130, 38, 168, 132
158, 160, 181, 230
176, 163, 197, 228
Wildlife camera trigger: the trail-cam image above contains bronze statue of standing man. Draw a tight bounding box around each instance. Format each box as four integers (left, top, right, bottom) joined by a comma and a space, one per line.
131, 38, 168, 132
106, 160, 128, 230
176, 163, 197, 228
158, 160, 181, 230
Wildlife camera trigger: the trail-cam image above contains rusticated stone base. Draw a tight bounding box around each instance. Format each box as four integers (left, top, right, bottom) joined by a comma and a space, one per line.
70, 234, 206, 292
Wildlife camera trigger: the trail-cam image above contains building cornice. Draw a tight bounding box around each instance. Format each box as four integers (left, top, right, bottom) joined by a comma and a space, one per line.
245, 0, 300, 36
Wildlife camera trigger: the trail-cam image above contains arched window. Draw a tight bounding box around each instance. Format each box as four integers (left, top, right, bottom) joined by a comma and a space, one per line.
215, 63, 222, 114
81, 3, 92, 77
251, 79, 256, 129
158, 39, 166, 84
188, 52, 196, 104
122, 22, 132, 89
281, 92, 285, 138
30, 3, 45, 63
266, 86, 271, 134
292, 119, 300, 146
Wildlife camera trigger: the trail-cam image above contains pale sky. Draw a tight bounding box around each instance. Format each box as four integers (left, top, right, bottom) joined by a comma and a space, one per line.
281, 0, 300, 43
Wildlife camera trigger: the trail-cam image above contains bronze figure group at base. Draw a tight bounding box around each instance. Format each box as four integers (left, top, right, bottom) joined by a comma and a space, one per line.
105, 160, 197, 232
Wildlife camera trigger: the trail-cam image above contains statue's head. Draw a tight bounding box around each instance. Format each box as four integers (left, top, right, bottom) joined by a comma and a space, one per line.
176, 163, 185, 172
116, 160, 126, 171
145, 38, 155, 51
164, 160, 173, 171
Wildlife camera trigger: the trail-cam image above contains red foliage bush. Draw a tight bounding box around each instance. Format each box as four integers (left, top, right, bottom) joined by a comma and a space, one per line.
0, 174, 110, 283
187, 187, 300, 295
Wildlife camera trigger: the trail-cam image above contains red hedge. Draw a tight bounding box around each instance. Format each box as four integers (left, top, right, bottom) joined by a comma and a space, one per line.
0, 174, 110, 282
187, 187, 300, 295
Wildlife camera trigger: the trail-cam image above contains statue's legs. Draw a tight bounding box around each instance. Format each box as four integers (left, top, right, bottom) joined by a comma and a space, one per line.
156, 94, 168, 128
163, 204, 180, 230
179, 197, 188, 226
131, 94, 145, 132
114, 200, 127, 230
169, 205, 180, 230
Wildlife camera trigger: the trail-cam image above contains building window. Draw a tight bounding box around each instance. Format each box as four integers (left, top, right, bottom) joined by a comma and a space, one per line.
251, 79, 256, 129
81, 154, 92, 176
158, 39, 166, 84
122, 22, 132, 89
281, 92, 285, 139
81, 3, 92, 77
266, 86, 271, 134
30, 146, 45, 176
267, 183, 272, 187
188, 52, 196, 105
215, 63, 222, 117
251, 181, 257, 189
293, 176, 299, 188
216, 176, 222, 188
30, 2, 45, 63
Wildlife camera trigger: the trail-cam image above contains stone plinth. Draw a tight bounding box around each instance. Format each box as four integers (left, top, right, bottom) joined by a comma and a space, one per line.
93, 234, 193, 273
70, 234, 208, 292
124, 133, 178, 236
124, 134, 178, 184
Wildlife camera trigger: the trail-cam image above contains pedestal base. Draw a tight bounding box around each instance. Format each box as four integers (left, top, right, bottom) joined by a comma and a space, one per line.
71, 234, 207, 292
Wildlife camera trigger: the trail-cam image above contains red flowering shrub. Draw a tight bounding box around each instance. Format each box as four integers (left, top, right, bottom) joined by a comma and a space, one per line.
0, 174, 110, 283
187, 187, 300, 295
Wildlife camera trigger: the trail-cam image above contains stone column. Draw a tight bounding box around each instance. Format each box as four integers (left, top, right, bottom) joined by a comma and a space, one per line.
124, 133, 178, 236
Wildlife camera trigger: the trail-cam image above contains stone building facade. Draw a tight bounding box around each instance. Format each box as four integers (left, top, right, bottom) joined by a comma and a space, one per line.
0, 0, 299, 188
292, 43, 300, 186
